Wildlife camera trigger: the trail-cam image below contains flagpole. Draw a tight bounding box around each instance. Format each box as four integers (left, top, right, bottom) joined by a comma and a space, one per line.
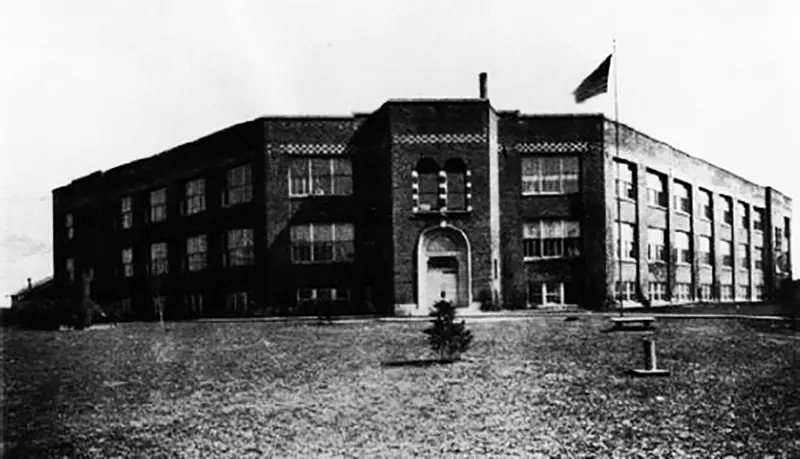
613, 38, 624, 318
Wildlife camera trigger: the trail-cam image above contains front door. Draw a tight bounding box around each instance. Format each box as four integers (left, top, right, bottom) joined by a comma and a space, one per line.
427, 257, 459, 306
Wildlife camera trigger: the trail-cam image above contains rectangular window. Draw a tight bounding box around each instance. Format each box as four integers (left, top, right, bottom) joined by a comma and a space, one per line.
290, 223, 355, 263
754, 285, 764, 300
615, 281, 637, 301
700, 189, 713, 220
699, 236, 713, 266
522, 221, 580, 260
738, 243, 750, 269
737, 284, 751, 300
65, 213, 74, 240
185, 294, 204, 318
699, 283, 713, 301
186, 235, 208, 271
720, 284, 734, 301
615, 161, 636, 200
720, 196, 733, 225
775, 227, 783, 251
225, 291, 250, 315
528, 282, 565, 306
121, 196, 133, 229
225, 164, 253, 206
66, 258, 75, 283
646, 171, 667, 208
289, 158, 353, 197
754, 245, 764, 270
184, 178, 206, 215
295, 287, 351, 311
150, 242, 168, 275
521, 156, 579, 195
720, 240, 733, 267
739, 202, 749, 229
675, 231, 692, 264
753, 207, 764, 231
674, 283, 692, 301
226, 229, 254, 266
121, 248, 134, 278
648, 282, 667, 302
647, 228, 667, 262
149, 188, 167, 223
613, 222, 637, 260
673, 181, 691, 214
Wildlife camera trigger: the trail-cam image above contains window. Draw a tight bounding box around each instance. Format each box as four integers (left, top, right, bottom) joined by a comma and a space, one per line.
674, 283, 692, 301
615, 161, 636, 200
720, 196, 733, 225
185, 294, 204, 318
65, 213, 74, 240
646, 172, 667, 208
225, 164, 253, 206
522, 156, 579, 195
414, 158, 441, 212
720, 240, 733, 267
739, 202, 749, 229
522, 221, 580, 260
226, 229, 254, 266
673, 181, 691, 214
675, 232, 691, 264
699, 236, 713, 265
290, 223, 355, 263
121, 248, 134, 278
121, 196, 133, 229
444, 158, 468, 211
754, 285, 764, 300
720, 284, 734, 301
615, 281, 637, 301
149, 188, 167, 223
184, 178, 206, 215
648, 282, 667, 302
66, 258, 75, 283
528, 282, 567, 306
614, 222, 637, 259
150, 242, 168, 275
754, 244, 764, 270
647, 228, 667, 262
699, 189, 713, 220
296, 287, 351, 308
738, 243, 750, 269
698, 283, 713, 301
289, 158, 353, 197
186, 235, 207, 271
753, 207, 764, 231
225, 291, 250, 315
775, 227, 783, 251
737, 285, 751, 300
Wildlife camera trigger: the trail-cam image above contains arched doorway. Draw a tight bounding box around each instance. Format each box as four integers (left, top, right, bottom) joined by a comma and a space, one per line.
417, 226, 471, 310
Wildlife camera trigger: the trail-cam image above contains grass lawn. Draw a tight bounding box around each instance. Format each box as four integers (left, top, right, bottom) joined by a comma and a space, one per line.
2, 317, 799, 458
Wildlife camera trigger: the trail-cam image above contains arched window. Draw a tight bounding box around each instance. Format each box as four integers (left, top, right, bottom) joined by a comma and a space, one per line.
444, 158, 467, 211
415, 158, 440, 212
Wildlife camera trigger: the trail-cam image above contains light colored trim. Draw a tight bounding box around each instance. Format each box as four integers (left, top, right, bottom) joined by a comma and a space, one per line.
416, 224, 472, 311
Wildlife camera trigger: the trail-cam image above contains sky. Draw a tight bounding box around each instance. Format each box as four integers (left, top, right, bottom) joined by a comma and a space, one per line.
1, 0, 799, 305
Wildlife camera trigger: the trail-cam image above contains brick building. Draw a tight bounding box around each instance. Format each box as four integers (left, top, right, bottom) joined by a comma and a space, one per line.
52, 77, 792, 319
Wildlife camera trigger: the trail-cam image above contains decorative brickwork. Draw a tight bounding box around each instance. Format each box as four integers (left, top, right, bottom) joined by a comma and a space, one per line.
392, 133, 486, 145
270, 144, 355, 156
513, 141, 591, 154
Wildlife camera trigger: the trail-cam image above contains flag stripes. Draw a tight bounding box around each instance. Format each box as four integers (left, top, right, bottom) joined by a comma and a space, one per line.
573, 54, 612, 103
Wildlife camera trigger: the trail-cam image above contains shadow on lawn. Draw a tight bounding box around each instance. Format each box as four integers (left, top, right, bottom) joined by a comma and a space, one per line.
381, 358, 461, 368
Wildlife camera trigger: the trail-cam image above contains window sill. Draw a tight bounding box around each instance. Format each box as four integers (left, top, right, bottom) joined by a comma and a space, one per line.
413, 208, 472, 216
524, 256, 580, 262
675, 262, 692, 267
674, 210, 692, 217
647, 259, 668, 264
615, 196, 636, 203
289, 194, 352, 199
522, 192, 579, 197
648, 204, 668, 211
291, 261, 355, 265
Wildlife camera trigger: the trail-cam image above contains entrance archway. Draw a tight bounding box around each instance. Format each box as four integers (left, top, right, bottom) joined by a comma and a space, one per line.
417, 226, 471, 310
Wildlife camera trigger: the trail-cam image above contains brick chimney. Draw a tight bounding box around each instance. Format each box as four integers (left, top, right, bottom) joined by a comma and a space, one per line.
27, 278, 32, 290
479, 72, 488, 99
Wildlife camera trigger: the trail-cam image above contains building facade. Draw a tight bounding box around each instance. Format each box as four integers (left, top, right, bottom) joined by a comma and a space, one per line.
52, 86, 792, 319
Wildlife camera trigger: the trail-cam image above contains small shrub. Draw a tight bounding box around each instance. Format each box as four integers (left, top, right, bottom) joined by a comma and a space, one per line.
423, 298, 473, 361
477, 289, 501, 312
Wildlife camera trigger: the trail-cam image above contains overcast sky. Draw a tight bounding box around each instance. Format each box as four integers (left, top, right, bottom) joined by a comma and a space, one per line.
1, 0, 798, 305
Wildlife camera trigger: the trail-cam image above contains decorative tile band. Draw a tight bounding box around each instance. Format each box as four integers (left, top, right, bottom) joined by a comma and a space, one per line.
270, 144, 354, 155
512, 141, 592, 154
393, 133, 486, 145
